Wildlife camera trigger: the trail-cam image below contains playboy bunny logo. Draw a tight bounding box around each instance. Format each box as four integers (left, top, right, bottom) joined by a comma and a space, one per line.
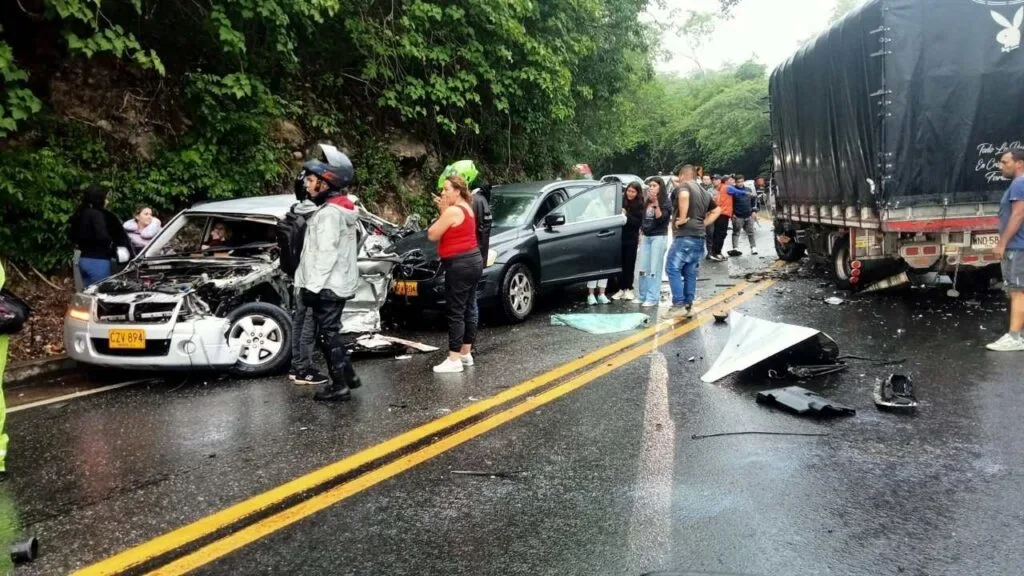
991, 7, 1024, 52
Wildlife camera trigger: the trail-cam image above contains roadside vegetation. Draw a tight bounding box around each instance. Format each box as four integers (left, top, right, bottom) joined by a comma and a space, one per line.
0, 0, 777, 274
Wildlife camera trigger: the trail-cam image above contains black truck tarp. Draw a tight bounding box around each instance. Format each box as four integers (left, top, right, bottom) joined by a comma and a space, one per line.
770, 0, 1024, 208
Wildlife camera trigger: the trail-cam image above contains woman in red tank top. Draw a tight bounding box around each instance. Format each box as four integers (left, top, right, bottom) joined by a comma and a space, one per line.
428, 175, 484, 373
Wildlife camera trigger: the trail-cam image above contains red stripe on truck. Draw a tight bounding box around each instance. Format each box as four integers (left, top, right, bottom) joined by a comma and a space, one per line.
883, 217, 999, 233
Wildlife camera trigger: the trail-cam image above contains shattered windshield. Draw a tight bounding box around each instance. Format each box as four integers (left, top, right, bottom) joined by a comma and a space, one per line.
489, 193, 538, 229
144, 214, 278, 260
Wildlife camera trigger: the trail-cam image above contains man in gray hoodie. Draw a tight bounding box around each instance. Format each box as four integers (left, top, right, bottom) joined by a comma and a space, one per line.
294, 154, 362, 402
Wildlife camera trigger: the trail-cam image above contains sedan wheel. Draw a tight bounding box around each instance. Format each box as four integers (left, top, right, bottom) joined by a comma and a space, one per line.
227, 302, 293, 377
230, 315, 284, 365
501, 263, 536, 323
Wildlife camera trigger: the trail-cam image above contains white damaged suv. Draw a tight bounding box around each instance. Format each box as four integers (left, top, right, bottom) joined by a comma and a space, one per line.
64, 194, 405, 377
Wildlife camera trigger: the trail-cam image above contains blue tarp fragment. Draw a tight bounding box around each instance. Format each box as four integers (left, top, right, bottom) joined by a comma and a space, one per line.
550, 313, 650, 335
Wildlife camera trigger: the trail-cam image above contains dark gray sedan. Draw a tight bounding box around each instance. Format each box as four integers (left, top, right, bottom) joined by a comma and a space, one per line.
389, 179, 626, 322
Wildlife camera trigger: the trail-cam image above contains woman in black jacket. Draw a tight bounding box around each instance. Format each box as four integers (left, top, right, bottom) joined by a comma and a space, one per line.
636, 177, 671, 307
68, 186, 129, 288
612, 181, 645, 301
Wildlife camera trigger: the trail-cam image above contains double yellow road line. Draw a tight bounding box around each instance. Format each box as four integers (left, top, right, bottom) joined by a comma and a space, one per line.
76, 276, 777, 576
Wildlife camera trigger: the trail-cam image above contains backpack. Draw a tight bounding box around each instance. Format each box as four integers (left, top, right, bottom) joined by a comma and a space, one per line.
473, 192, 493, 248
0, 289, 31, 335
276, 206, 308, 277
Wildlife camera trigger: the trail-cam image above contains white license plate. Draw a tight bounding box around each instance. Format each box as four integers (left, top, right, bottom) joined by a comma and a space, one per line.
971, 233, 1000, 251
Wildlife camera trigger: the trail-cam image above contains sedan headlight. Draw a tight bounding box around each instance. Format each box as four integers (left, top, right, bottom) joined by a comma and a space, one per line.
486, 249, 498, 267
67, 294, 94, 322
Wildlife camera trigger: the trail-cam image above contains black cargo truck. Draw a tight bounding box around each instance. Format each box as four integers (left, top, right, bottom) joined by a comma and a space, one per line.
770, 0, 1024, 290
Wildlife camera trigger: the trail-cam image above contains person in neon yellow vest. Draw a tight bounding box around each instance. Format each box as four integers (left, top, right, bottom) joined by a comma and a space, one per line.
0, 261, 10, 480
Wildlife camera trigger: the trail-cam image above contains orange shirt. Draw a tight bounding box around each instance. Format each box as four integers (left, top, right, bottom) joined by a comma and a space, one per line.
716, 184, 734, 217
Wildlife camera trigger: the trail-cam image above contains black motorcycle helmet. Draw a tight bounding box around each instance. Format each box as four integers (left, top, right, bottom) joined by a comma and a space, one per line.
303, 155, 354, 191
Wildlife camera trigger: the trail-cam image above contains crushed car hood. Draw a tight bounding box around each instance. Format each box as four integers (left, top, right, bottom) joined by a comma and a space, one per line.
89, 259, 276, 296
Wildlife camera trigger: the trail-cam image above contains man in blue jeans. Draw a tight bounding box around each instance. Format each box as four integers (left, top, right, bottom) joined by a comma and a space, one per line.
988, 148, 1024, 352
666, 164, 722, 319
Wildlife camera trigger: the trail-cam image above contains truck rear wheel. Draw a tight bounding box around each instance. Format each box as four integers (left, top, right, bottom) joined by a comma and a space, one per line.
775, 231, 806, 262
832, 240, 856, 291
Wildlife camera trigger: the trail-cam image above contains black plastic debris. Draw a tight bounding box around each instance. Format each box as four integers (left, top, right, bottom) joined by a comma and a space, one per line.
712, 311, 729, 323
10, 537, 38, 564
874, 374, 918, 411
756, 386, 856, 417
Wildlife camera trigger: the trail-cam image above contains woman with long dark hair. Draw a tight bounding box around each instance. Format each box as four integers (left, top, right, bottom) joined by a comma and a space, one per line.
612, 181, 644, 301
636, 177, 671, 307
68, 186, 129, 288
428, 175, 485, 374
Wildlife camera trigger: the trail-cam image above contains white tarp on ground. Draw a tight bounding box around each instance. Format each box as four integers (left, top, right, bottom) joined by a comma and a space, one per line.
700, 313, 823, 383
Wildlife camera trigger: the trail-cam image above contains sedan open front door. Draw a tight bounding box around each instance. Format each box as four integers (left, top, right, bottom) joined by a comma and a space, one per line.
535, 182, 625, 287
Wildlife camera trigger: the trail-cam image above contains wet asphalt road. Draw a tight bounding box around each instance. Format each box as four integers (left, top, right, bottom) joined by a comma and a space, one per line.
4, 222, 1024, 576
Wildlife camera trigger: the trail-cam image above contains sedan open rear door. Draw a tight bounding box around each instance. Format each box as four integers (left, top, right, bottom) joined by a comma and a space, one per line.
535, 182, 625, 287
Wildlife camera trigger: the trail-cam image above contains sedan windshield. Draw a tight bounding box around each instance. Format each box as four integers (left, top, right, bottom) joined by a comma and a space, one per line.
489, 193, 538, 228
143, 214, 278, 259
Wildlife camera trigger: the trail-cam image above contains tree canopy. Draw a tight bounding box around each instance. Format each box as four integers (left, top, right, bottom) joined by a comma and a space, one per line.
0, 0, 774, 270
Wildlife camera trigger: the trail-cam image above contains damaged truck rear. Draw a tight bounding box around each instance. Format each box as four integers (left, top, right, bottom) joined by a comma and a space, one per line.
770, 0, 1024, 290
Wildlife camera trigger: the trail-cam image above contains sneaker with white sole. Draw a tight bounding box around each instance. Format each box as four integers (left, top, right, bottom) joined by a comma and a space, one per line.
986, 333, 1024, 352
461, 353, 474, 366
433, 358, 465, 373
751, 247, 759, 255
610, 290, 626, 301
626, 289, 637, 302
295, 370, 329, 386
597, 294, 611, 305
587, 294, 598, 306
666, 305, 689, 318
641, 301, 659, 308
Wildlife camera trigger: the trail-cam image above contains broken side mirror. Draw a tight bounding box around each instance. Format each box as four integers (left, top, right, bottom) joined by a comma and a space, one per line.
543, 212, 566, 230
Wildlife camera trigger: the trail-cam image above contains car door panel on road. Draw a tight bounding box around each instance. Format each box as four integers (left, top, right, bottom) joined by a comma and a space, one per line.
536, 183, 625, 287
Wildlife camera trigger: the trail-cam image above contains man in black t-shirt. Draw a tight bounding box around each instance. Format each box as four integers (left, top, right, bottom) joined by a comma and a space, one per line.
666, 165, 723, 318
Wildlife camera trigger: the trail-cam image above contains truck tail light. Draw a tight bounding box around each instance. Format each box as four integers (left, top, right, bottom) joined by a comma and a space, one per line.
900, 244, 940, 260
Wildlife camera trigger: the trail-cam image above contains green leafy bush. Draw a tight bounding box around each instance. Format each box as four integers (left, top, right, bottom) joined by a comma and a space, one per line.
0, 0, 665, 271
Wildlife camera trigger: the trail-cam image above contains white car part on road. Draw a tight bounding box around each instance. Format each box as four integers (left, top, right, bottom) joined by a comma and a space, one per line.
701, 313, 835, 383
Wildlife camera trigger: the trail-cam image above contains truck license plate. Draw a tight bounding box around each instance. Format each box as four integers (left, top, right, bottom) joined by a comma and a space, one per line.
392, 281, 418, 297
109, 329, 146, 350
971, 233, 1000, 251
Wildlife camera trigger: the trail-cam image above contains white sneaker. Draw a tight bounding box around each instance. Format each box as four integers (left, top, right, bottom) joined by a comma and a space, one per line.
460, 353, 474, 366
625, 289, 637, 301
751, 247, 759, 255
433, 358, 465, 373
986, 333, 1024, 352
610, 290, 625, 301
587, 294, 598, 306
